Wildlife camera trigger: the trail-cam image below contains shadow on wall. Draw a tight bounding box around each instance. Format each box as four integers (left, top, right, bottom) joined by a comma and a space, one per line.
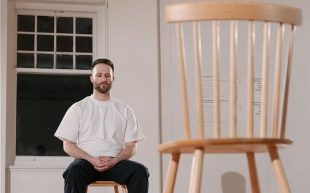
221, 172, 246, 193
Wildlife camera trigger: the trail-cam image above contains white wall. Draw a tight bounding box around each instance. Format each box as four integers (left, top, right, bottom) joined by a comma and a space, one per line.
107, 1, 160, 193
159, 0, 310, 193
0, 0, 8, 192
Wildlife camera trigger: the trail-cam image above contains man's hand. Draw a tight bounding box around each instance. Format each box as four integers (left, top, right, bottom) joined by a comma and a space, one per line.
93, 156, 116, 172
92, 141, 137, 172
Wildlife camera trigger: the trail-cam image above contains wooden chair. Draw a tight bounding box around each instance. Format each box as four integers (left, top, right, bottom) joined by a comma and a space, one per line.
159, 2, 302, 193
86, 181, 127, 193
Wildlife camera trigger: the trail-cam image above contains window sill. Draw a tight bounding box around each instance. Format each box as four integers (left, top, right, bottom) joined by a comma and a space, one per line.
10, 156, 74, 169
16, 68, 91, 75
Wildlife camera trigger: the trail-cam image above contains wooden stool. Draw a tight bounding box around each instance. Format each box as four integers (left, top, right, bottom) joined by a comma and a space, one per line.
86, 181, 127, 193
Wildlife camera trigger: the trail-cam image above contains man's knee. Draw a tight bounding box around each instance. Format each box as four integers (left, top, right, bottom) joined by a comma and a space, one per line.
63, 159, 92, 180
136, 163, 149, 178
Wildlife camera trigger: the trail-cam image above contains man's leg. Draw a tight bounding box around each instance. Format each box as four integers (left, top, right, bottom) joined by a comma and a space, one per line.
63, 159, 99, 193
100, 160, 149, 193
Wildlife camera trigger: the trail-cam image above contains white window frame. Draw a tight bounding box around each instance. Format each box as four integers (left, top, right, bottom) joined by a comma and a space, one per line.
15, 1, 108, 75
12, 1, 107, 168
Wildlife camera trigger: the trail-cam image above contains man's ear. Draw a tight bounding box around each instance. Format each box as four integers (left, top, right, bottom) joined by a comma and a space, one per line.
90, 75, 93, 83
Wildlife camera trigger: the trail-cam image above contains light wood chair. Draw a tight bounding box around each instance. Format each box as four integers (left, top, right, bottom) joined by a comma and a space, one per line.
159, 2, 302, 193
86, 181, 127, 193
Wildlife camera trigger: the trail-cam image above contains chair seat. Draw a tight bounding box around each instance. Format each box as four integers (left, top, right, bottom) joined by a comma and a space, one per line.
158, 138, 293, 154
88, 181, 123, 187
86, 181, 127, 193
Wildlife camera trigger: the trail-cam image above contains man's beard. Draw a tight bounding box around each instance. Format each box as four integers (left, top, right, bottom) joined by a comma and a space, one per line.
93, 82, 112, 94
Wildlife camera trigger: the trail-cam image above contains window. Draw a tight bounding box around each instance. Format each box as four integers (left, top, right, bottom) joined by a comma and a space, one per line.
16, 74, 92, 156
17, 13, 94, 70
15, 8, 100, 156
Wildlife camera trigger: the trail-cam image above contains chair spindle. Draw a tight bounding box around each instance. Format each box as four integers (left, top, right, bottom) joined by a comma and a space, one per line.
176, 23, 191, 139
272, 23, 284, 138
260, 22, 270, 137
193, 21, 205, 138
229, 20, 238, 138
212, 20, 221, 138
247, 21, 255, 138
280, 25, 296, 139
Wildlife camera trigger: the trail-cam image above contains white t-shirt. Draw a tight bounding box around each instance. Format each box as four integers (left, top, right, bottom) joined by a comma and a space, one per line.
54, 95, 144, 157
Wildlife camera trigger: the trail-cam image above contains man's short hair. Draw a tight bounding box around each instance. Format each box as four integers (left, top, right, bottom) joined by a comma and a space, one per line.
91, 58, 114, 72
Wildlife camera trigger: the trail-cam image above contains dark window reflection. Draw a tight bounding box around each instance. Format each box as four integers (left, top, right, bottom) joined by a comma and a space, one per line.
16, 74, 92, 156
18, 15, 35, 32
37, 54, 54, 68
76, 18, 92, 34
56, 54, 73, 69
57, 36, 73, 52
37, 16, 54, 33
76, 37, 92, 53
17, 34, 34, 51
76, 55, 92, 69
37, 35, 54, 51
17, 53, 34, 68
57, 17, 73, 33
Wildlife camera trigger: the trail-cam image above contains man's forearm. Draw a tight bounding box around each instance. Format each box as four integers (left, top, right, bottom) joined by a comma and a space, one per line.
113, 141, 137, 163
63, 139, 94, 164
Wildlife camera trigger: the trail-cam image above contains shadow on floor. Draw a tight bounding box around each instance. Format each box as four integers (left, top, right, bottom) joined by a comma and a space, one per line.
221, 171, 246, 193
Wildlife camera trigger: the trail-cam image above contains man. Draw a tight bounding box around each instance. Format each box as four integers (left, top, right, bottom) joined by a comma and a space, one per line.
54, 58, 149, 193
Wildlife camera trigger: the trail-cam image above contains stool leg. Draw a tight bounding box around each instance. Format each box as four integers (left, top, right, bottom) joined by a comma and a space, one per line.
113, 185, 120, 193
121, 185, 127, 193
246, 152, 261, 193
163, 152, 180, 193
268, 146, 291, 193
188, 149, 204, 193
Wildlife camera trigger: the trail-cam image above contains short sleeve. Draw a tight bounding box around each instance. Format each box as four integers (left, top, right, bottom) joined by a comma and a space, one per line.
124, 108, 145, 143
54, 104, 80, 142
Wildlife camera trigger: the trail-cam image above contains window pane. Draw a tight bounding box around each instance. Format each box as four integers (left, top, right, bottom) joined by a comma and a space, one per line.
16, 74, 92, 156
76, 55, 92, 70
76, 37, 92, 53
57, 17, 73, 33
17, 34, 34, 51
37, 35, 54, 51
56, 54, 73, 69
37, 54, 54, 68
37, 16, 54, 33
18, 15, 35, 32
57, 36, 73, 52
17, 53, 34, 68
76, 17, 92, 34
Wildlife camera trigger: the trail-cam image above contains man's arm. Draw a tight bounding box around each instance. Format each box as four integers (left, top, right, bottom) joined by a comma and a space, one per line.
63, 139, 103, 167
94, 141, 137, 172
114, 141, 137, 162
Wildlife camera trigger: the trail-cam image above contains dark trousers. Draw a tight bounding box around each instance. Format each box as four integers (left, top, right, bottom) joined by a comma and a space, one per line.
63, 159, 149, 193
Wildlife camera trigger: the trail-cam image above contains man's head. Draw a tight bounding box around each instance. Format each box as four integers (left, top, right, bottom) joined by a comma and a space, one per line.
90, 58, 115, 94
91, 58, 114, 72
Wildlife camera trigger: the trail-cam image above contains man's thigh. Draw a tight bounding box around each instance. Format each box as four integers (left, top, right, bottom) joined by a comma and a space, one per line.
99, 160, 149, 184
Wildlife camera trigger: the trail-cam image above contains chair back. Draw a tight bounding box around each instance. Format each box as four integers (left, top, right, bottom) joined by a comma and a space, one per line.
166, 2, 302, 140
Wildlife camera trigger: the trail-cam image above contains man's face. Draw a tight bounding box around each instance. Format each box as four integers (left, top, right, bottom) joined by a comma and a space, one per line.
90, 63, 114, 94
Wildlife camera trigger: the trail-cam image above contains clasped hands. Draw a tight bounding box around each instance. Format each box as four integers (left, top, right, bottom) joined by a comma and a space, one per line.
92, 156, 117, 172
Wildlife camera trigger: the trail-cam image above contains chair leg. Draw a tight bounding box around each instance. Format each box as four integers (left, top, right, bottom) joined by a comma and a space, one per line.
188, 149, 204, 193
113, 185, 120, 193
246, 152, 261, 193
121, 185, 127, 193
268, 146, 291, 193
163, 152, 180, 193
